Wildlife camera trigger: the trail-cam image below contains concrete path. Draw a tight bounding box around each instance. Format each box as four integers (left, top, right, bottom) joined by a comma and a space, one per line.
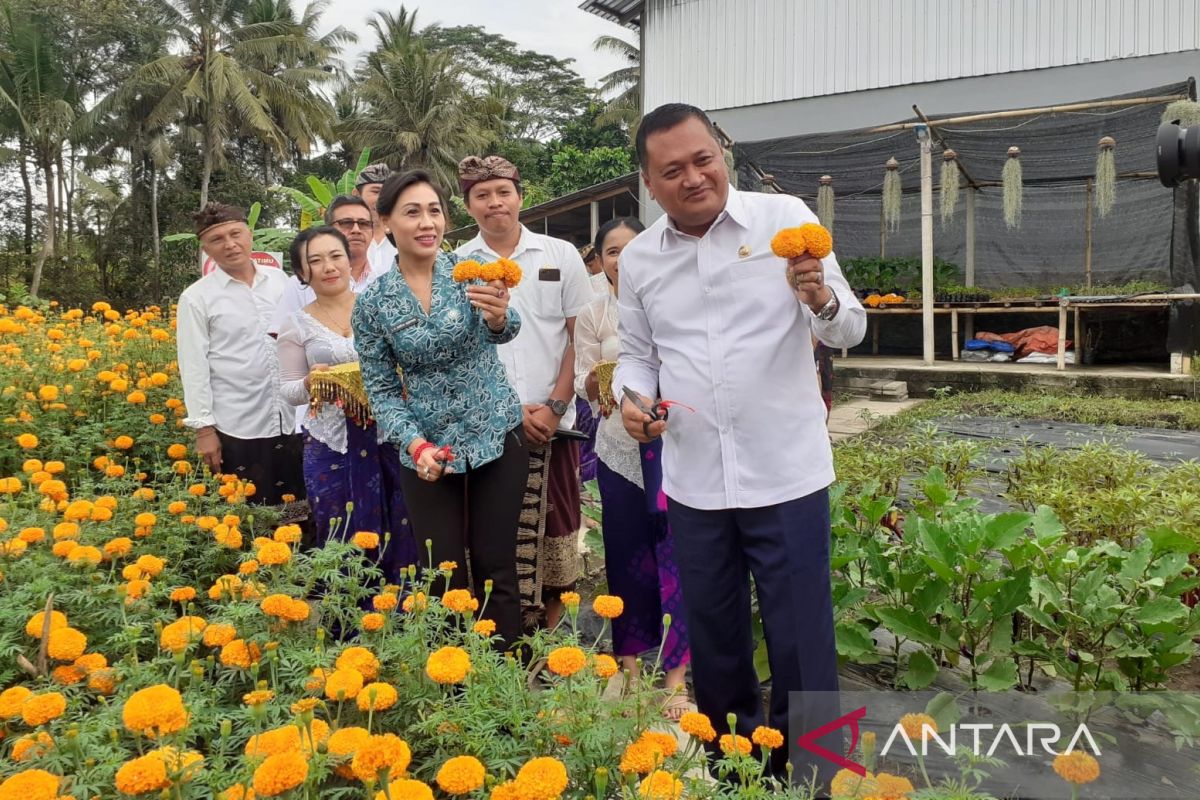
827, 397, 924, 441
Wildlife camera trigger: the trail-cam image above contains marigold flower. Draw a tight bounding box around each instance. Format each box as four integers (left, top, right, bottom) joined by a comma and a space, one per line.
203, 623, 237, 647
170, 587, 197, 603
362, 612, 386, 632
219, 784, 255, 800
899, 712, 938, 742
559, 591, 581, 608
239, 559, 259, 574
426, 646, 471, 684
74, 652, 108, 673
438, 560, 458, 571
375, 780, 434, 800
490, 781, 520, 800
11, 731, 54, 761
18, 527, 44, 543
252, 751, 308, 797
638, 770, 683, 799
770, 222, 833, 260
593, 654, 619, 679
620, 741, 661, 775
752, 726, 784, 750
592, 594, 624, 619
328, 726, 370, 778
351, 733, 412, 783
336, 646, 380, 680
149, 413, 166, 424
104, 537, 133, 557
357, 682, 398, 712
159, 617, 206, 652
15, 433, 38, 449
514, 757, 568, 800
0, 538, 27, 557
1053, 751, 1100, 785
442, 589, 479, 614
352, 531, 379, 549
325, 668, 364, 701
272, 524, 302, 544
244, 720, 329, 758
0, 686, 32, 718
0, 769, 61, 800
256, 541, 291, 566
472, 618, 496, 637
88, 668, 117, 695
66, 545, 101, 566
547, 646, 587, 677
305, 668, 329, 692
188, 483, 206, 496
21, 459, 42, 474
122, 684, 188, 737
452, 260, 482, 282
639, 730, 678, 758
47, 627, 87, 661
114, 435, 134, 450
375, 593, 399, 612
436, 756, 486, 795
21, 692, 67, 726
220, 639, 260, 669
244, 689, 275, 706
25, 610, 67, 638
122, 578, 151, 602
134, 554, 165, 576
718, 733, 752, 756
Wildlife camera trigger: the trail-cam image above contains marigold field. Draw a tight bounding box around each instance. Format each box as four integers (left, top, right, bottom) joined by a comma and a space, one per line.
0, 303, 807, 800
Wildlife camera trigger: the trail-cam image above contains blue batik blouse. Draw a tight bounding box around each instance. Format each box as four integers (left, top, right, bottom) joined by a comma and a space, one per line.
352, 251, 523, 470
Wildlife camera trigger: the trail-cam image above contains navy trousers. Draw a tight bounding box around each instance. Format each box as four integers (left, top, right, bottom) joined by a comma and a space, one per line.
667, 487, 839, 784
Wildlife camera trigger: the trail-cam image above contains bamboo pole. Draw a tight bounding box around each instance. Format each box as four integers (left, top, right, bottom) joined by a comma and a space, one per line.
1084, 179, 1094, 290
965, 188, 976, 340
870, 94, 1188, 133
919, 128, 935, 366
879, 200, 886, 258
913, 104, 981, 188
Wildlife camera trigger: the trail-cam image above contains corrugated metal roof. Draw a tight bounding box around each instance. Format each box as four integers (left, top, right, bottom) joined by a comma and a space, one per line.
578, 0, 643, 27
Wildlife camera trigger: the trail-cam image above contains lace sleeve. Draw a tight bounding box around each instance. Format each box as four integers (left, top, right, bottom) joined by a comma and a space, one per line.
275, 315, 312, 408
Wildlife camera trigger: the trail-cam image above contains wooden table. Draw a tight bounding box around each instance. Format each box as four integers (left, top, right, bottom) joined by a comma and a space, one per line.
858, 295, 1198, 373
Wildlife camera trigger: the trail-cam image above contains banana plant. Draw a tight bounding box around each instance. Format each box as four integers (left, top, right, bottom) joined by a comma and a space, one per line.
162, 202, 294, 251
275, 148, 372, 230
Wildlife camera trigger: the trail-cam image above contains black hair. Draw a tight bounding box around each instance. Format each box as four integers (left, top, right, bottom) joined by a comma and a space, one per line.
287, 225, 349, 286
635, 103, 722, 169
594, 216, 646, 256
324, 195, 371, 225
375, 169, 450, 220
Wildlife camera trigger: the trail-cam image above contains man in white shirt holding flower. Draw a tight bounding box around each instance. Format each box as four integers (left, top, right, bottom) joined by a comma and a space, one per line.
614, 104, 866, 784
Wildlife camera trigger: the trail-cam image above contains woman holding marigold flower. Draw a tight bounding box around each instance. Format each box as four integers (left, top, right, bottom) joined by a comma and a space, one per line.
353, 169, 527, 648
274, 225, 417, 582
573, 217, 691, 719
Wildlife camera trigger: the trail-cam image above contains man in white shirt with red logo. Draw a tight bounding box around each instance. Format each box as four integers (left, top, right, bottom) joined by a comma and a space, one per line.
614, 104, 866, 785
455, 155, 593, 631
177, 202, 303, 505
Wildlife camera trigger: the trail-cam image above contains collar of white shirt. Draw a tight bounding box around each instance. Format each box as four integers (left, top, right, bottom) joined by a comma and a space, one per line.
466, 225, 545, 260
657, 184, 750, 251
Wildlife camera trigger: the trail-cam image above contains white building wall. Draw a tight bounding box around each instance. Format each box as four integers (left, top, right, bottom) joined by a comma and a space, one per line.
642, 0, 1200, 112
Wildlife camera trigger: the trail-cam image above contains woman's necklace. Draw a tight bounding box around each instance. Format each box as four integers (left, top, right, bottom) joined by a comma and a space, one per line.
312, 299, 352, 337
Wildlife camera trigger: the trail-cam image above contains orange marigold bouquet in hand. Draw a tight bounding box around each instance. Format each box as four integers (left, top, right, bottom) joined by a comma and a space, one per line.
770, 222, 833, 260
452, 258, 522, 287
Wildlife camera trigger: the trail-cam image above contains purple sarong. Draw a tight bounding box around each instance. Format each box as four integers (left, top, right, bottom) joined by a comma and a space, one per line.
575, 397, 599, 484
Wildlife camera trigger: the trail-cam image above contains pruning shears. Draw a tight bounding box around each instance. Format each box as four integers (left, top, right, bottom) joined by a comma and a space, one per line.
621, 386, 694, 439
435, 445, 456, 475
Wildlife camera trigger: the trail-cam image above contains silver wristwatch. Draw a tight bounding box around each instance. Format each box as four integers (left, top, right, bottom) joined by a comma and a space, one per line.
814, 292, 840, 321
547, 398, 569, 416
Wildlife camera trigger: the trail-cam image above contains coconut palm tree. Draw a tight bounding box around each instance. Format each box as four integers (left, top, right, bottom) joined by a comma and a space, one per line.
102, 0, 339, 209
593, 33, 640, 131
338, 44, 498, 189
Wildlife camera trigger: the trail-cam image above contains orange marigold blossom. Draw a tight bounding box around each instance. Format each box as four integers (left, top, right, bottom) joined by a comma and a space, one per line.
114, 435, 134, 450
243, 689, 275, 706
11, 731, 54, 761
546, 646, 587, 677
324, 668, 364, 700
220, 639, 260, 669
21, 692, 67, 726
436, 756, 486, 795
374, 593, 399, 612
442, 589, 478, 613
252, 751, 308, 797
362, 612, 386, 631
1053, 750, 1100, 785
514, 757, 568, 800
114, 755, 171, 795
719, 733, 752, 756
256, 541, 291, 565
769, 222, 833, 260
290, 697, 319, 715
336, 646, 380, 680
351, 733, 412, 783
0, 686, 33, 718
559, 591, 581, 607
0, 769, 61, 800
426, 646, 471, 684
899, 713, 938, 741
170, 587, 197, 603
25, 610, 67, 638
357, 682, 398, 712
374, 779, 434, 800
272, 524, 301, 544
244, 720, 329, 758
592, 594, 624, 619
638, 770, 683, 800
352, 531, 379, 549
752, 726, 784, 750
47, 627, 87, 661
160, 617, 207, 653
122, 684, 188, 737
74, 653, 107, 673
472, 618, 496, 637
327, 726, 370, 778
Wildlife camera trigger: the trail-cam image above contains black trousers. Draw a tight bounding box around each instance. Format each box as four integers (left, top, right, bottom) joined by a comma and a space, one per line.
397, 427, 528, 647
216, 430, 305, 506
667, 487, 840, 788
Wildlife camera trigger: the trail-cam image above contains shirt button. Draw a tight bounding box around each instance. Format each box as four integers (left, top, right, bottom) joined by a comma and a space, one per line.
704, 286, 712, 294
721, 425, 731, 434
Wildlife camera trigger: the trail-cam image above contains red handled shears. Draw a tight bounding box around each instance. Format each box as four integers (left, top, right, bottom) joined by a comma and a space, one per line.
621, 386, 694, 439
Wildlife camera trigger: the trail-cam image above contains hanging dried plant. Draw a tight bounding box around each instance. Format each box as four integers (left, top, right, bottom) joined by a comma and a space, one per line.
723, 148, 738, 189
1162, 100, 1200, 127
817, 175, 835, 231
1002, 146, 1023, 229
940, 149, 960, 225
1095, 137, 1116, 219
883, 157, 902, 232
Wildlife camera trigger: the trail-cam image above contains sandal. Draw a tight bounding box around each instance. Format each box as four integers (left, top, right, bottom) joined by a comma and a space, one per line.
660, 686, 693, 721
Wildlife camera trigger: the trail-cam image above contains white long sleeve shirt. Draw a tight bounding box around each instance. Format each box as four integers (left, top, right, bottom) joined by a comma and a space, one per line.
613, 187, 866, 510
367, 237, 397, 276
176, 264, 293, 439
456, 226, 593, 429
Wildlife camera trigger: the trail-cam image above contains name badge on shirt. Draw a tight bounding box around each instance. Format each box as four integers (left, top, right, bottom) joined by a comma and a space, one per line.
539, 268, 561, 282
389, 317, 419, 334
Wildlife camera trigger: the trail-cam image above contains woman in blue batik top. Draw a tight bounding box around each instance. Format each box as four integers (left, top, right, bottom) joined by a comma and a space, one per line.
352, 169, 527, 647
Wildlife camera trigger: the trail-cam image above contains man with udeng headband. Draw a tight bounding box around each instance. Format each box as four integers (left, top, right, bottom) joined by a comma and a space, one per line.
456, 155, 592, 631
176, 202, 303, 505
614, 104, 866, 785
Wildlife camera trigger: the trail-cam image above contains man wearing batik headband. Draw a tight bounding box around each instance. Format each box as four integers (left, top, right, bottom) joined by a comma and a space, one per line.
176, 201, 303, 505
455, 155, 593, 631
355, 162, 399, 275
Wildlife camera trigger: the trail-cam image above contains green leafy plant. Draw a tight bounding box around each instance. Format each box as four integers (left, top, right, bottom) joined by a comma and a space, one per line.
276, 148, 373, 229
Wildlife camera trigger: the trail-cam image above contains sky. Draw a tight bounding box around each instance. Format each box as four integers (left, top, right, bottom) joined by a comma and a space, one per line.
325, 0, 634, 89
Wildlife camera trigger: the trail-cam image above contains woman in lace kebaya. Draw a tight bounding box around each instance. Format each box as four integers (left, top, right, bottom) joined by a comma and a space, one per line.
573, 217, 691, 718
275, 226, 418, 581
353, 170, 528, 647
